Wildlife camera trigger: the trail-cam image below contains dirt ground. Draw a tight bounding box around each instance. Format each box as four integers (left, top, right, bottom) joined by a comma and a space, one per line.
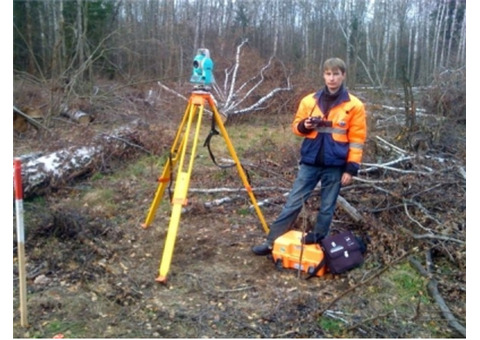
12, 82, 466, 338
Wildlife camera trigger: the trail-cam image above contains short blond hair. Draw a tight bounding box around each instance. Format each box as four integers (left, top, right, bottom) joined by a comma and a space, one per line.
323, 58, 347, 74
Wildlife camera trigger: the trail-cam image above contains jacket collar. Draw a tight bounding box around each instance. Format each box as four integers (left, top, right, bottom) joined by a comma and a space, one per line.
314, 85, 350, 113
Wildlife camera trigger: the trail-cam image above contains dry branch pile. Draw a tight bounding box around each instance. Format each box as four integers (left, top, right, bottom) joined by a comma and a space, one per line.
339, 133, 466, 336
354, 135, 465, 260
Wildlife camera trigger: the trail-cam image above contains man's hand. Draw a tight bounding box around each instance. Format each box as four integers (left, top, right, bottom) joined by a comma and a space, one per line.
304, 117, 316, 129
341, 172, 353, 186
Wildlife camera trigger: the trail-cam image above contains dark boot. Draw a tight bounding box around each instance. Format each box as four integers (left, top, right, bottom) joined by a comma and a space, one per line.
303, 233, 323, 244
251, 243, 272, 256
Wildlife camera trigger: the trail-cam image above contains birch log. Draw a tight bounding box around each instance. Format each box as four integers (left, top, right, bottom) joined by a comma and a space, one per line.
60, 104, 93, 125
17, 126, 139, 199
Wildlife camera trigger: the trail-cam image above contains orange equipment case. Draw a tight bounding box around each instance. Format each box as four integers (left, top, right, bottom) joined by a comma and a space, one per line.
272, 230, 326, 277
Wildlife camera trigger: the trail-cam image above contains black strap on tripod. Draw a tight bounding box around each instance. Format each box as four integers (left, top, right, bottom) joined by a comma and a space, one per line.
167, 152, 174, 201
203, 129, 235, 169
203, 115, 252, 185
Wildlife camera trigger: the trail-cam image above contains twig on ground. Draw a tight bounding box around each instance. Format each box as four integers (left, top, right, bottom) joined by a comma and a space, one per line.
318, 250, 414, 316
408, 254, 466, 337
346, 312, 392, 332
395, 223, 465, 245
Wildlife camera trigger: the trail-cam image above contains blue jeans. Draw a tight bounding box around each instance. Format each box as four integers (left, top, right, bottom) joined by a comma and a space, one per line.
266, 163, 343, 244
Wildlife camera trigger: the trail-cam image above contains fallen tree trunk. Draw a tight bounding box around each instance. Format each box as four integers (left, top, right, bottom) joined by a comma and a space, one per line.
60, 105, 93, 125
19, 145, 100, 198
16, 125, 143, 199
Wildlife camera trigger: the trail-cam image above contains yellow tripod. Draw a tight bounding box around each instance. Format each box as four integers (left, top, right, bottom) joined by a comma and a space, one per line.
142, 89, 269, 283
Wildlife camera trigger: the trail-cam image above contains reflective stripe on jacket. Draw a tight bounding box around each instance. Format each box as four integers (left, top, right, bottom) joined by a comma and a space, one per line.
292, 89, 367, 175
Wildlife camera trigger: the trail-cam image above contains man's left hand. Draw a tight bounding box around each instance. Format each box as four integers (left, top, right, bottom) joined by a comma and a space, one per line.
341, 172, 353, 186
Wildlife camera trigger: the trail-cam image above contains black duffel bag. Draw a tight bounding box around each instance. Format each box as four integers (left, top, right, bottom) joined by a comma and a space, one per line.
321, 231, 366, 274
306, 230, 366, 279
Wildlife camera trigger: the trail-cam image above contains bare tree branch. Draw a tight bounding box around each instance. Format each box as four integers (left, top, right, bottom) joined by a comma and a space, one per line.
224, 38, 249, 109
13, 105, 52, 133
409, 256, 466, 337
155, 40, 291, 118
157, 81, 188, 101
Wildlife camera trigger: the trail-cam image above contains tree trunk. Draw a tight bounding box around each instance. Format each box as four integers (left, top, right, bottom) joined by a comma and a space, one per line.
455, 7, 466, 65
60, 105, 93, 125
432, 0, 446, 73
76, 0, 85, 82
446, 0, 459, 67
51, 0, 64, 79
17, 125, 141, 199
24, 1, 35, 74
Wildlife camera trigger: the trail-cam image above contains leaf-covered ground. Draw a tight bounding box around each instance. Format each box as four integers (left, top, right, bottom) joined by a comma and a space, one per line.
13, 81, 466, 338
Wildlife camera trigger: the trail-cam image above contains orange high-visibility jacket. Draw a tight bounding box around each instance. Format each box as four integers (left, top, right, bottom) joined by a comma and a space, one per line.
292, 88, 367, 175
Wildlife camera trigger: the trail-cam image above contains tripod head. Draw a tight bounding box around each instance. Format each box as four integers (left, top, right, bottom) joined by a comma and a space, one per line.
190, 48, 214, 86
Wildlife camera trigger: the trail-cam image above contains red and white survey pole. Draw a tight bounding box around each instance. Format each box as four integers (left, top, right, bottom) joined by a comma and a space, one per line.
14, 158, 28, 327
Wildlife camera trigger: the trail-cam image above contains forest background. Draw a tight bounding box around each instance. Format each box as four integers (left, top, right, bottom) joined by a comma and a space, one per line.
11, 0, 471, 338
12, 0, 467, 90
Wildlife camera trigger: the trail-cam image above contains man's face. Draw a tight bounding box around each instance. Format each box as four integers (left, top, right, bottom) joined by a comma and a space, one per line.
323, 68, 345, 93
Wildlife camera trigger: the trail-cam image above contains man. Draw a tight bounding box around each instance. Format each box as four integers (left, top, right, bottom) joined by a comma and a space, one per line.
252, 57, 367, 256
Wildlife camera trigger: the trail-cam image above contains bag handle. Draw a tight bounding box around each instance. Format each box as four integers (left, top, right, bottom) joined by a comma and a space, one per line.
305, 257, 326, 280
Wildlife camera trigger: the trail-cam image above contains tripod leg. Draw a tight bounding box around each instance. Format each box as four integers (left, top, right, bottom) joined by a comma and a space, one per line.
156, 170, 188, 283
157, 99, 205, 283
141, 102, 193, 229
141, 158, 172, 229
207, 96, 270, 234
